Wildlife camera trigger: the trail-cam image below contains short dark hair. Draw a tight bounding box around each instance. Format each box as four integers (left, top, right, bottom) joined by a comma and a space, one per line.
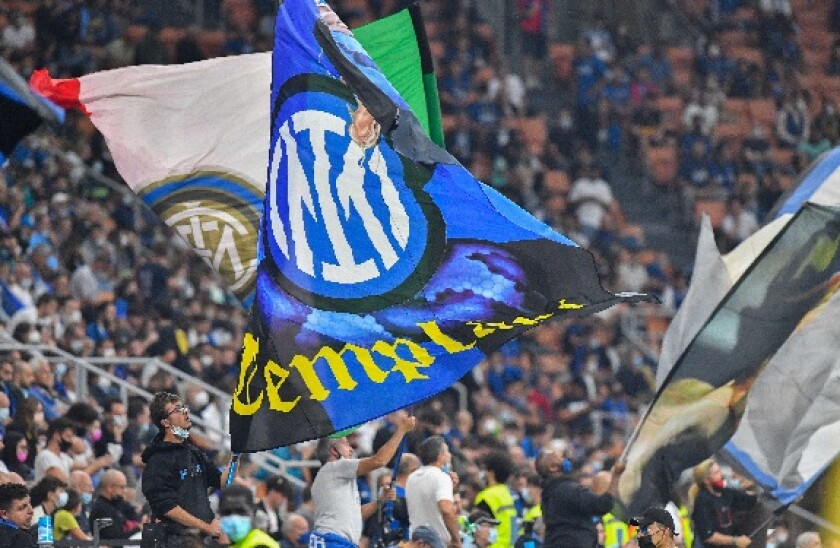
481, 451, 513, 484
0, 483, 29, 513
150, 392, 181, 428
30, 477, 66, 507
64, 488, 81, 511
417, 436, 446, 466
265, 475, 294, 500
315, 437, 339, 465
47, 417, 75, 440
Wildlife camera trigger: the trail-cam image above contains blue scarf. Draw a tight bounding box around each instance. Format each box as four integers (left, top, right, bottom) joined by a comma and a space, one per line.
0, 517, 20, 529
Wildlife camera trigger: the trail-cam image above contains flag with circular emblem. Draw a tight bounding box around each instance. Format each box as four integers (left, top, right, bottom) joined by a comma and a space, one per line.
228, 0, 650, 452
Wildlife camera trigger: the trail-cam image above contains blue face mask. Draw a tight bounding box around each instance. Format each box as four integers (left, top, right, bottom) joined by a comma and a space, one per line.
487, 528, 499, 544
220, 515, 252, 543
81, 493, 93, 506
441, 463, 451, 474
171, 425, 190, 440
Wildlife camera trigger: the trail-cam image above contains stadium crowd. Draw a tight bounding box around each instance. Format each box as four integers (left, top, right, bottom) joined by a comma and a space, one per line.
0, 0, 837, 546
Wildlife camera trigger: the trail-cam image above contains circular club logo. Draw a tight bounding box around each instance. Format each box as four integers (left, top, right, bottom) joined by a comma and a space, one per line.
139, 172, 262, 306
265, 76, 444, 312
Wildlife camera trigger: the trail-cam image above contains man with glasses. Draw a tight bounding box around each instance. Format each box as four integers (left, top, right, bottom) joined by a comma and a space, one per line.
629, 507, 678, 548
141, 391, 231, 546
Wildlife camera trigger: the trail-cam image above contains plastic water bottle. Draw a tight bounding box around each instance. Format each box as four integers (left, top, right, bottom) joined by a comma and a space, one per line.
37, 515, 53, 546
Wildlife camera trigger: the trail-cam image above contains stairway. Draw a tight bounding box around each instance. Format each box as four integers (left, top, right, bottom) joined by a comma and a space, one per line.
607, 151, 699, 271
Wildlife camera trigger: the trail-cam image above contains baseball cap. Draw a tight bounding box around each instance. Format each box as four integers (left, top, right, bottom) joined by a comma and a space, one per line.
411, 526, 445, 548
629, 507, 677, 533
468, 510, 501, 527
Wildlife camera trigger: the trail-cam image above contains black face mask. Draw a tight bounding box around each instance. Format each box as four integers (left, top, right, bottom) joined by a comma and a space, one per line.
637, 535, 656, 548
59, 439, 72, 453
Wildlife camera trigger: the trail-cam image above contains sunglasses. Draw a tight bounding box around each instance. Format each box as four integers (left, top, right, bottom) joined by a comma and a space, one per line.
166, 405, 189, 417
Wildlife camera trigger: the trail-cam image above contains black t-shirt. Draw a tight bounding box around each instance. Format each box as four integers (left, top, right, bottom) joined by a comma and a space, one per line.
692, 487, 756, 545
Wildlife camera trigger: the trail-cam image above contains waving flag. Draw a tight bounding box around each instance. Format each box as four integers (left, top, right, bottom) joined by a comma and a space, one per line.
0, 59, 63, 165
29, 3, 441, 307
621, 149, 840, 514
227, 0, 647, 452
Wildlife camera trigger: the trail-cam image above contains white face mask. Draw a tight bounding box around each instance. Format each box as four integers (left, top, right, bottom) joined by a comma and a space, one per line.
26, 331, 42, 345
56, 491, 68, 508
171, 425, 190, 440
113, 415, 128, 428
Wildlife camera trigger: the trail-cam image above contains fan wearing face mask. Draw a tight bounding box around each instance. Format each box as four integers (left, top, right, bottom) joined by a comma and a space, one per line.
217, 484, 280, 548
141, 392, 236, 545
28, 476, 68, 527
690, 460, 756, 548
33, 418, 75, 483
629, 508, 678, 548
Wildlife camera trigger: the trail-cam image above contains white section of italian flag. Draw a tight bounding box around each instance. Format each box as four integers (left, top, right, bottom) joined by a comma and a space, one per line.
31, 53, 272, 194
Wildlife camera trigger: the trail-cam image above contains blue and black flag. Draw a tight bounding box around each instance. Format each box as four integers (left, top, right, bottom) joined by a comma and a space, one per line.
0, 59, 63, 164
228, 0, 648, 452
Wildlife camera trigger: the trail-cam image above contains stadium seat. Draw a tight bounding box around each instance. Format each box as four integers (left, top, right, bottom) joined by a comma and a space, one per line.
772, 148, 795, 168
748, 99, 777, 126
730, 47, 763, 66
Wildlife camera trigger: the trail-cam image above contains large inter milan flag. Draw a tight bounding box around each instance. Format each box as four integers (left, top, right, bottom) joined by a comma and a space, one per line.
619, 201, 840, 515
29, 2, 441, 307
0, 59, 63, 165
228, 0, 647, 452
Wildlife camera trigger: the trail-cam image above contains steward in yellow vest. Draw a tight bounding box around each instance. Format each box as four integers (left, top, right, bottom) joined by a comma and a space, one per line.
474, 452, 518, 548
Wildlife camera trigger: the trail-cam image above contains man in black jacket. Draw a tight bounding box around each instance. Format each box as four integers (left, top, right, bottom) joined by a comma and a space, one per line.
535, 449, 624, 548
0, 482, 36, 548
141, 392, 228, 545
89, 469, 141, 539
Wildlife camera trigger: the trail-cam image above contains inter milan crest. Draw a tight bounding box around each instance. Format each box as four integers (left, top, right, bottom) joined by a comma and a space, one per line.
140, 173, 262, 306
265, 76, 445, 312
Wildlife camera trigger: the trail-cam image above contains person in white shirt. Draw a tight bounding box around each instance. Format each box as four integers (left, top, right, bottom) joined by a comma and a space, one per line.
405, 436, 461, 548
311, 410, 415, 548
33, 418, 75, 483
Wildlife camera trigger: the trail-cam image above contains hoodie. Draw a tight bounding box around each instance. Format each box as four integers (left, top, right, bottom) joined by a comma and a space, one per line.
141, 434, 221, 531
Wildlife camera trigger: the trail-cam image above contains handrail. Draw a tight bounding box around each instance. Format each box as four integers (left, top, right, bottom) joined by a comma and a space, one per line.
0, 335, 318, 487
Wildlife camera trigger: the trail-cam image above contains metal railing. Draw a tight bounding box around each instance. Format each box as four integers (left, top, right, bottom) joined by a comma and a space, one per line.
0, 334, 318, 488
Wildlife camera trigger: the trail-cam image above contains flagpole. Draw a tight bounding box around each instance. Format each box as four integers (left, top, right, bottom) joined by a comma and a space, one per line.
226, 453, 240, 486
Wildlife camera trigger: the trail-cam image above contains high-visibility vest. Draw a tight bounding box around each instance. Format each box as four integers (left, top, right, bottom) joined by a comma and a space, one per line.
235, 528, 281, 548
679, 505, 693, 548
602, 512, 629, 548
475, 484, 518, 548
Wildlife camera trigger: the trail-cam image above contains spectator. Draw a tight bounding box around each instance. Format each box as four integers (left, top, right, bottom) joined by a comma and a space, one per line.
795, 532, 822, 548
682, 91, 719, 137
0, 482, 36, 548
53, 488, 90, 541
280, 512, 310, 548
69, 470, 94, 534
689, 460, 756, 548
257, 474, 296, 540
406, 436, 461, 548
217, 484, 280, 548
568, 164, 614, 240
465, 510, 500, 548
33, 417, 75, 482
141, 392, 223, 543
89, 469, 140, 539
310, 411, 415, 548
29, 476, 67, 526
536, 450, 623, 548
474, 451, 516, 548
2, 431, 33, 481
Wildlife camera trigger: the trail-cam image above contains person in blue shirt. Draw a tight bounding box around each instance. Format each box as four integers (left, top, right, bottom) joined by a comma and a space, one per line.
0, 482, 36, 548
